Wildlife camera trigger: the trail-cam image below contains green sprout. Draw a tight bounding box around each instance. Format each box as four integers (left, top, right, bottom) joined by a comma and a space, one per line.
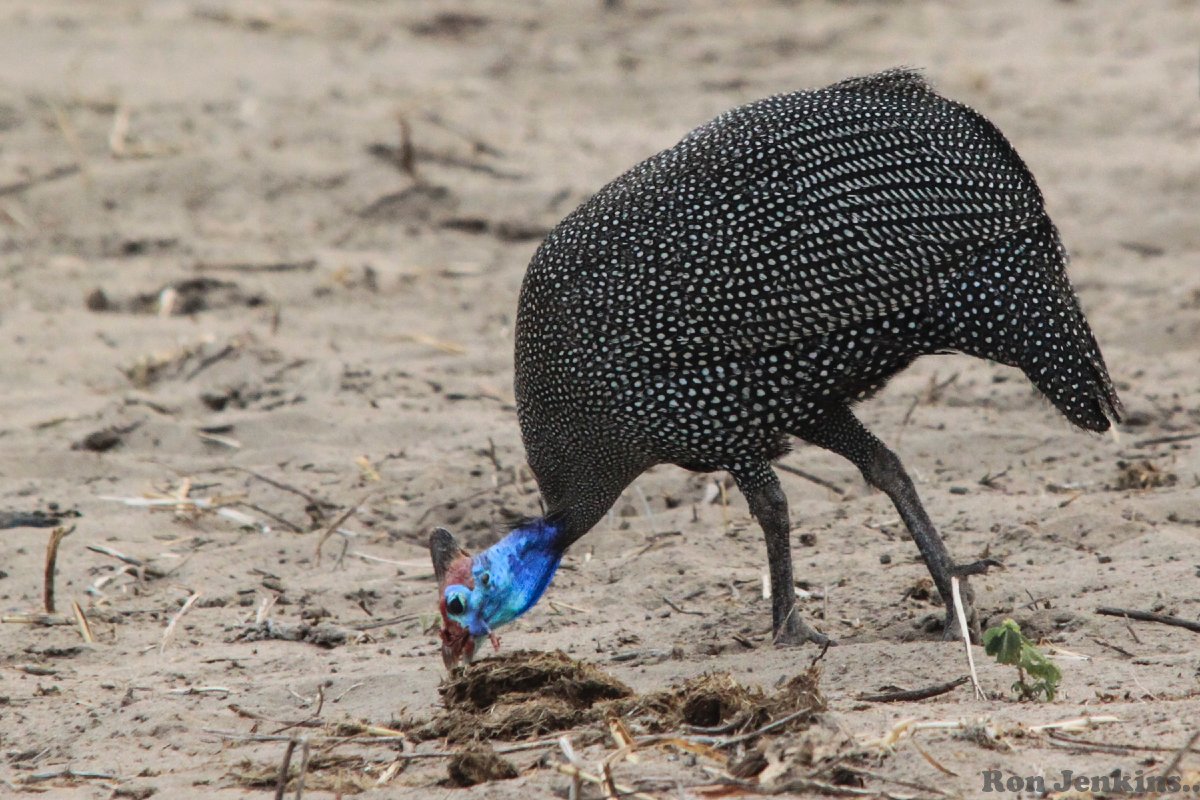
982, 618, 1062, 702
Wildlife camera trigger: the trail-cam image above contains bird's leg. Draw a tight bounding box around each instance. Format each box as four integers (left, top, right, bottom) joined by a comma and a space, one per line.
797, 407, 1000, 644
863, 445, 1001, 642
740, 474, 832, 648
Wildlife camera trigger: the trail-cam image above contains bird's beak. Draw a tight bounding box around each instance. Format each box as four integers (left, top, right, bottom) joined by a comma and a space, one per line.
439, 621, 479, 670
431, 528, 480, 670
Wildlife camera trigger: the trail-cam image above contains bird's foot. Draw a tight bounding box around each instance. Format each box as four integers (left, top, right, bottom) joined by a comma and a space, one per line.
938, 560, 1002, 644
942, 607, 982, 644
773, 609, 836, 648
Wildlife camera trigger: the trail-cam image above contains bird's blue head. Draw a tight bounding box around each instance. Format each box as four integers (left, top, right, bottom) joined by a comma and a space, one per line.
429, 518, 565, 669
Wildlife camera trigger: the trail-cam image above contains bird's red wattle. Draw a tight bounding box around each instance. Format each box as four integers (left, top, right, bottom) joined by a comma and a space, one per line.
437, 553, 476, 667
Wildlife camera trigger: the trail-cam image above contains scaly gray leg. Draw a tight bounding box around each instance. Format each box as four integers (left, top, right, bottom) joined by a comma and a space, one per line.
795, 406, 1000, 642
737, 470, 832, 647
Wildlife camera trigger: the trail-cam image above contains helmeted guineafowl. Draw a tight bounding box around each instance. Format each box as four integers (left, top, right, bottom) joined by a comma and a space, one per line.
430, 68, 1122, 667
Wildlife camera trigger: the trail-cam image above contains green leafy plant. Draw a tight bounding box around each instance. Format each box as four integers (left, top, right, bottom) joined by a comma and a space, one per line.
982, 618, 1062, 702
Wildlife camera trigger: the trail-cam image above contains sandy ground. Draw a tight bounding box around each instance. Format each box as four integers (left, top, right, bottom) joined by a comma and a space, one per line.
1, 1, 1198, 798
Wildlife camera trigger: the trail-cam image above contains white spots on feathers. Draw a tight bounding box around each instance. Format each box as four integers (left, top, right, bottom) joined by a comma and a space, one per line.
513, 68, 1120, 498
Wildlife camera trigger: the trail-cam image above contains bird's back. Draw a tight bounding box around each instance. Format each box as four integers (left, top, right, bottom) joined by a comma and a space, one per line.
515, 69, 1119, 508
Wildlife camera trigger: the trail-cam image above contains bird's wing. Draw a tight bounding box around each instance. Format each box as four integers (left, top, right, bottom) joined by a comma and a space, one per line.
627, 70, 1049, 364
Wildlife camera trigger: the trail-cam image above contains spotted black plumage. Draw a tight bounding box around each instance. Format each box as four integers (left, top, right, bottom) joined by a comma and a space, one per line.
502, 68, 1122, 647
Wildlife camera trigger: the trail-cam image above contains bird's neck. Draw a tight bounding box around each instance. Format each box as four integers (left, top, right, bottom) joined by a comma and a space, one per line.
476, 517, 567, 627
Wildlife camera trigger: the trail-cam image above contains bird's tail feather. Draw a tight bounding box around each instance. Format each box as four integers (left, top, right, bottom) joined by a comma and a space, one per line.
1019, 278, 1123, 432
935, 218, 1122, 432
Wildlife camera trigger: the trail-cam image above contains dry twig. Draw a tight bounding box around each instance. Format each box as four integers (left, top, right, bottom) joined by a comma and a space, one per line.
0, 164, 81, 197
1134, 431, 1200, 448
1028, 715, 1121, 733
1, 614, 72, 626
195, 259, 317, 274
314, 493, 372, 565
1048, 730, 1200, 756
206, 728, 558, 756
99, 494, 269, 533
858, 676, 968, 703
86, 543, 168, 579
1162, 729, 1200, 781
23, 767, 116, 784
274, 738, 298, 800
231, 468, 333, 517
1096, 606, 1200, 634
777, 462, 846, 495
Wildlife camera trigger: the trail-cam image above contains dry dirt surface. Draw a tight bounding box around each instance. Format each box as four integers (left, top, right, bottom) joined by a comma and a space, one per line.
1, 1, 1198, 798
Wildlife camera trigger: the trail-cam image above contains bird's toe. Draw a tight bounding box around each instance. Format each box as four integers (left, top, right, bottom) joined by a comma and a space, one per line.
949, 558, 1004, 578
773, 617, 835, 648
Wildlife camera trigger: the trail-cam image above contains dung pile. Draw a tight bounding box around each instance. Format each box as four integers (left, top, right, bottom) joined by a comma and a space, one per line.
1114, 459, 1177, 490
631, 666, 825, 735
446, 744, 519, 787
417, 650, 634, 741
414, 649, 825, 745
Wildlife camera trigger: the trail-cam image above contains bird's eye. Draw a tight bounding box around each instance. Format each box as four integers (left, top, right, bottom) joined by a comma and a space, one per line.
479, 572, 491, 588
446, 593, 466, 616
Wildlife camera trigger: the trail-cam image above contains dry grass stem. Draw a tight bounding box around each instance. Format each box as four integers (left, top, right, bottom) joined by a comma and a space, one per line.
255, 593, 278, 624
314, 493, 373, 565
1, 614, 72, 626
86, 543, 168, 579
355, 455, 381, 482
42, 525, 75, 614
394, 332, 466, 354
294, 737, 311, 799
229, 703, 319, 730
161, 591, 202, 654
950, 577, 985, 700
871, 714, 1120, 750
396, 113, 416, 177
607, 716, 637, 761
375, 760, 402, 786
197, 429, 243, 449
274, 738, 298, 800
548, 600, 592, 614
337, 722, 407, 738
1027, 715, 1120, 733
551, 761, 657, 800
206, 728, 558, 756
98, 494, 269, 533
871, 719, 975, 750
70, 600, 94, 643
913, 740, 958, 776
